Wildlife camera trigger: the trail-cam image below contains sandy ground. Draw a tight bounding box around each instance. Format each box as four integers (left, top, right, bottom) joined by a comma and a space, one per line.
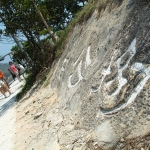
0, 79, 24, 150
0, 78, 57, 150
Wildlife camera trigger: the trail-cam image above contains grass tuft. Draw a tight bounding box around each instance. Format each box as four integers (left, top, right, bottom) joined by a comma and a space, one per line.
16, 73, 36, 100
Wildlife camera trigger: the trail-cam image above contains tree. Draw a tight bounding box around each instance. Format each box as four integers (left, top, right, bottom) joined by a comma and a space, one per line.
42, 0, 87, 31
0, 0, 87, 71
31, 0, 56, 43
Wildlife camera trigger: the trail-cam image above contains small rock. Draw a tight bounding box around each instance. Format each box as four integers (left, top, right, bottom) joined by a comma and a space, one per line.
93, 142, 99, 149
46, 96, 51, 99
147, 115, 150, 121
146, 136, 150, 140
120, 138, 125, 142
120, 123, 126, 128
138, 109, 144, 116
34, 112, 43, 119
25, 110, 29, 115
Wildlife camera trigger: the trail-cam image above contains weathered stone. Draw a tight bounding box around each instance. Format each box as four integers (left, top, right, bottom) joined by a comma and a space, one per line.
34, 112, 43, 119
25, 110, 29, 115
1, 1, 150, 150
94, 121, 118, 144
147, 115, 150, 121
120, 138, 125, 142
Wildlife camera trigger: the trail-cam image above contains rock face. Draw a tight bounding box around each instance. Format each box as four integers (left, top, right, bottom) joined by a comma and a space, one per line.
48, 0, 150, 149
6, 1, 150, 150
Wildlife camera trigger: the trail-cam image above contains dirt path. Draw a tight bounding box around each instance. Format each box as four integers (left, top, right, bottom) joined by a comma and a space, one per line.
0, 80, 24, 150
0, 80, 57, 150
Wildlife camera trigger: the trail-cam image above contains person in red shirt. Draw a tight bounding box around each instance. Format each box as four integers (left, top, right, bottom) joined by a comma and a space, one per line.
9, 62, 22, 82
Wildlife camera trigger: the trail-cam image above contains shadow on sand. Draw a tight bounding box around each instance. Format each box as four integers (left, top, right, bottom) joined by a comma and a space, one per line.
0, 95, 16, 117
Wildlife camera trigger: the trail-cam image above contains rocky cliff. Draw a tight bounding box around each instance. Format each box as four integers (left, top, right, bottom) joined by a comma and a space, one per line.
13, 0, 150, 149
48, 0, 150, 149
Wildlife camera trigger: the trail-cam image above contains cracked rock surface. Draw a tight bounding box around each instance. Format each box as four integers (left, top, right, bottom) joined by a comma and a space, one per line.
0, 0, 150, 150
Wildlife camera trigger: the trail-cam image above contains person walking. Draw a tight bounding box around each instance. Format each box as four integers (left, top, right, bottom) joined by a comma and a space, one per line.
8, 69, 16, 81
15, 63, 25, 77
0, 70, 10, 88
0, 70, 11, 98
9, 62, 22, 82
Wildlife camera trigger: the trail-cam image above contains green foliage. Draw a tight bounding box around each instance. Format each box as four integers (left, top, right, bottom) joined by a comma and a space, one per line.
42, 0, 87, 31
55, 30, 65, 37
39, 29, 49, 35
51, 0, 100, 58
76, 0, 97, 23
16, 72, 36, 100
43, 74, 51, 87
11, 45, 26, 63
51, 0, 126, 62
1, 0, 108, 98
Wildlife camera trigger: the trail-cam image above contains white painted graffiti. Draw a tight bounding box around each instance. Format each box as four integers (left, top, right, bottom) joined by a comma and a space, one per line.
93, 38, 136, 95
68, 60, 83, 88
67, 38, 150, 115
103, 62, 150, 115
68, 46, 91, 88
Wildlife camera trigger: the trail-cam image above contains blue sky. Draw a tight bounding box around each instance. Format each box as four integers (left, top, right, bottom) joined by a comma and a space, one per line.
0, 25, 16, 63
0, 42, 15, 63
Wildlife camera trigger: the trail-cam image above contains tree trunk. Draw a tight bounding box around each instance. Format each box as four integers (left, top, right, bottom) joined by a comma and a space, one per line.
31, 0, 56, 43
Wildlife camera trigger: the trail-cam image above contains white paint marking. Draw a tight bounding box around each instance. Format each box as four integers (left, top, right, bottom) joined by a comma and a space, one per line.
111, 38, 136, 96
74, 49, 85, 67
131, 62, 145, 72
104, 38, 136, 96
91, 57, 113, 92
85, 46, 91, 67
100, 38, 150, 115
61, 67, 65, 72
127, 63, 150, 104
102, 63, 150, 115
68, 61, 83, 88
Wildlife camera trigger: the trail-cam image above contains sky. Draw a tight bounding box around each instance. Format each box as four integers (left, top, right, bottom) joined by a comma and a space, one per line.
0, 25, 16, 64
0, 43, 15, 64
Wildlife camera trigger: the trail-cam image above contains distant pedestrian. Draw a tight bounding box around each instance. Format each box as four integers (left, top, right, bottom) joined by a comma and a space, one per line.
8, 69, 16, 81
0, 70, 9, 88
22, 60, 28, 68
9, 62, 22, 82
15, 64, 25, 76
